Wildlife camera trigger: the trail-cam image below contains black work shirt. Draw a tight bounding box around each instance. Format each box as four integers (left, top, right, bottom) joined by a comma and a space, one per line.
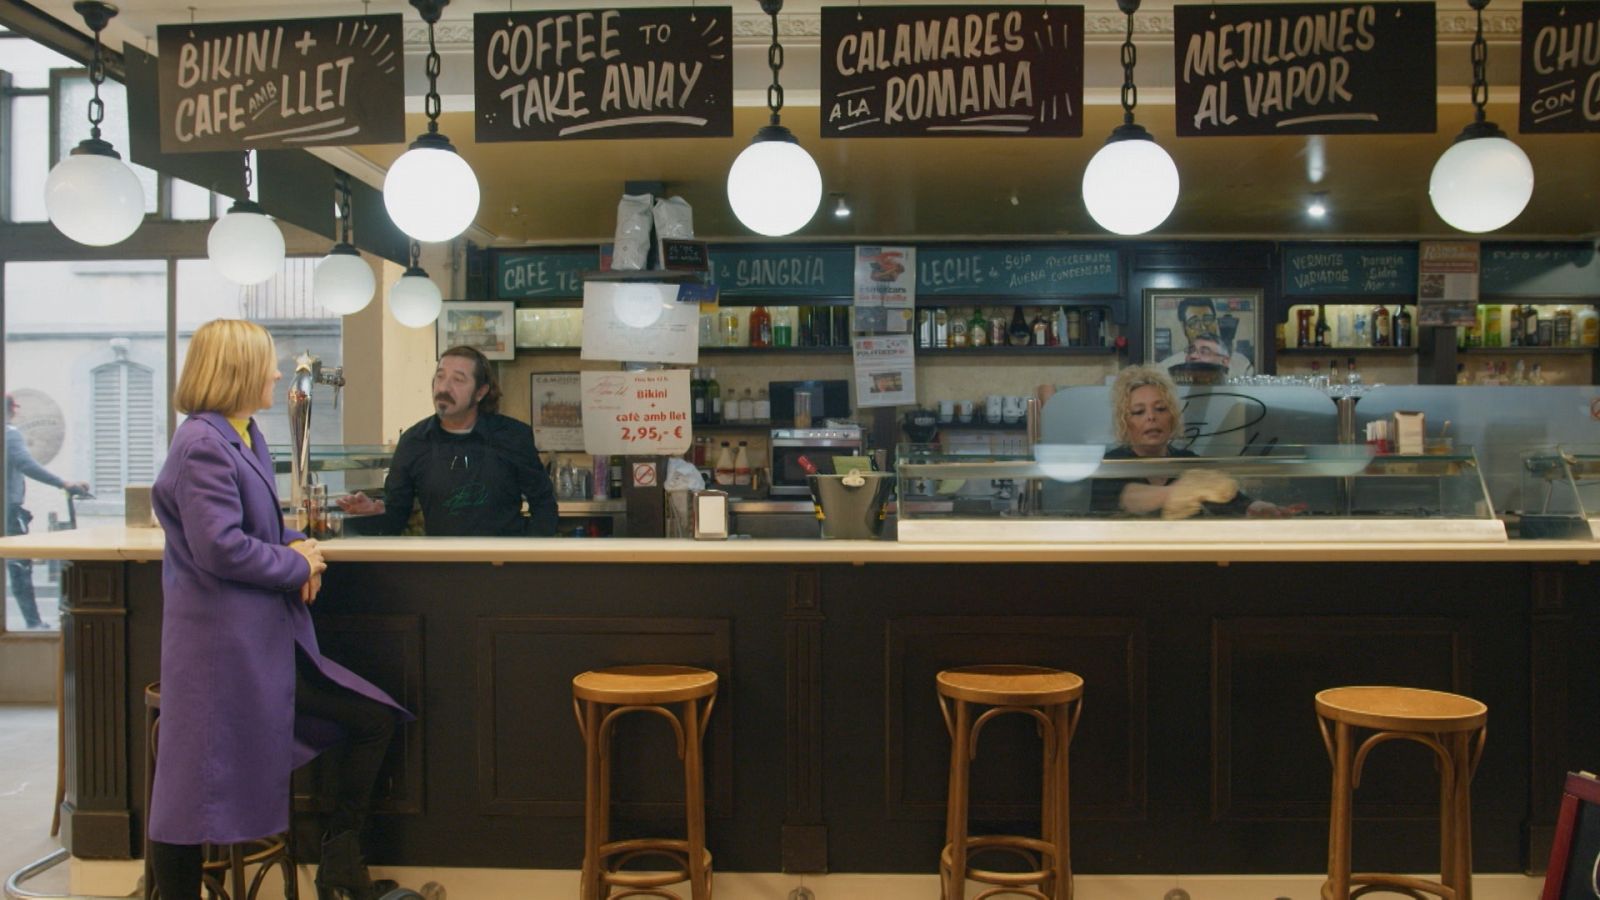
364, 413, 558, 537
1089, 444, 1253, 516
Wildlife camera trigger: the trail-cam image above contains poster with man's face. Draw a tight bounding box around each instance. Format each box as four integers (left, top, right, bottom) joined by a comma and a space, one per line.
1147, 292, 1261, 379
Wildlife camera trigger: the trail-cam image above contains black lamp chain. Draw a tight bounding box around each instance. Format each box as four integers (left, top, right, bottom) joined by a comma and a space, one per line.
424, 20, 443, 134
1119, 7, 1138, 125
409, 240, 422, 269
86, 17, 107, 141
336, 174, 354, 245
242, 150, 253, 195
1469, 3, 1488, 124
765, 8, 784, 126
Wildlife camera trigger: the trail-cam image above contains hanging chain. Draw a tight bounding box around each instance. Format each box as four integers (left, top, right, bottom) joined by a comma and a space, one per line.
336, 173, 353, 245
409, 240, 422, 269
424, 21, 443, 133
86, 20, 107, 140
765, 7, 784, 126
1118, 8, 1138, 124
1469, 3, 1488, 123
242, 150, 253, 195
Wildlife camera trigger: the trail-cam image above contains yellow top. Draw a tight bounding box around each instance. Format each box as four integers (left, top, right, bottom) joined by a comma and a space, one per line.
227, 417, 252, 450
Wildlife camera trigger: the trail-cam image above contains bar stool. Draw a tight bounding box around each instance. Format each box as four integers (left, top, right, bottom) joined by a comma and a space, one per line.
1315, 686, 1488, 900
572, 665, 718, 900
937, 665, 1084, 900
142, 683, 299, 900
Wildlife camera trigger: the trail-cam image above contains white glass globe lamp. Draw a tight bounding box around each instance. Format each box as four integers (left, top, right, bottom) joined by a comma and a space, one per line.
314, 244, 376, 315
390, 266, 443, 328
1082, 124, 1180, 236
45, 141, 145, 247
1429, 123, 1534, 233
208, 200, 287, 285
384, 133, 480, 243
727, 125, 822, 237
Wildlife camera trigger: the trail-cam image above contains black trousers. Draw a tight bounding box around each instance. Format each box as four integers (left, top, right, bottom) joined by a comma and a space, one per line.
150, 649, 398, 898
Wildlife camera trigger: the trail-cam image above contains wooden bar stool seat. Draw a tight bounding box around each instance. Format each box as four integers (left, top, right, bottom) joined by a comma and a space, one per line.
142, 683, 298, 900
572, 665, 718, 900
937, 665, 1084, 900
1316, 686, 1488, 900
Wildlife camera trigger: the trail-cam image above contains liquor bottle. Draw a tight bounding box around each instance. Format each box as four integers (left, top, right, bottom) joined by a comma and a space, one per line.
1346, 356, 1361, 386
1372, 303, 1391, 347
949, 308, 969, 348
968, 308, 989, 347
738, 388, 754, 422
691, 367, 706, 425
1352, 310, 1369, 347
1395, 305, 1413, 347
754, 388, 770, 422
1314, 304, 1330, 348
990, 311, 1008, 347
1484, 304, 1502, 348
1296, 307, 1314, 348
933, 309, 949, 348
719, 308, 741, 346
1031, 310, 1049, 346
706, 368, 722, 425
714, 442, 736, 486
1577, 306, 1599, 347
748, 306, 772, 348
734, 441, 752, 486
1522, 305, 1540, 346
798, 306, 815, 347
1066, 308, 1083, 347
1555, 305, 1573, 346
773, 307, 792, 348
1009, 306, 1031, 346
915, 309, 932, 349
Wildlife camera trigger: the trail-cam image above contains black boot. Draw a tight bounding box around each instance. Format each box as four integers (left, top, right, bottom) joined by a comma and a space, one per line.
315, 830, 375, 900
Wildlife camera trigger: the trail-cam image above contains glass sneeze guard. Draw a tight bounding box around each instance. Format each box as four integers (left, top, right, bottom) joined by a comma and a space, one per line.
895, 443, 1503, 544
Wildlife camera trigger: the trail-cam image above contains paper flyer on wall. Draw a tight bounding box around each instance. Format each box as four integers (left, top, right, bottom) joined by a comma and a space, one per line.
853, 246, 915, 309
580, 281, 699, 364
1416, 241, 1480, 327
852, 334, 916, 408
580, 369, 691, 456
529, 372, 585, 451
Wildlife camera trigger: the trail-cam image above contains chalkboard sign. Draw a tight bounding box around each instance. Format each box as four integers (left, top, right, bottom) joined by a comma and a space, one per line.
156, 15, 405, 153
473, 8, 733, 142
1482, 243, 1600, 297
710, 246, 856, 299
495, 248, 598, 300
1174, 2, 1436, 136
820, 6, 1084, 138
1519, 1, 1600, 133
916, 245, 1120, 297
1282, 244, 1419, 295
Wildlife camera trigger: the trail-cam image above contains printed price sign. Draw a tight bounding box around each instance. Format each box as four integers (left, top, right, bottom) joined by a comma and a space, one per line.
580, 369, 691, 455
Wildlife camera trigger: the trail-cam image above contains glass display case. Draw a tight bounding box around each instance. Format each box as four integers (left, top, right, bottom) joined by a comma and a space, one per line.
896, 443, 1503, 543
1518, 445, 1600, 539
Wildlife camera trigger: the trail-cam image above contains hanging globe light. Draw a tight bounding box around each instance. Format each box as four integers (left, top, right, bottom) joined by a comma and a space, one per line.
44, 1, 144, 246
390, 241, 443, 328
725, 0, 821, 237
1081, 0, 1179, 236
383, 0, 479, 242
1428, 0, 1533, 233
208, 152, 285, 285
314, 174, 376, 315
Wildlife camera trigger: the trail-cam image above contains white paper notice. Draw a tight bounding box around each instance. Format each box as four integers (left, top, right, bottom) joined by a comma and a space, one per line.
580, 281, 699, 364
853, 246, 915, 309
852, 334, 916, 408
580, 369, 692, 456
529, 372, 585, 451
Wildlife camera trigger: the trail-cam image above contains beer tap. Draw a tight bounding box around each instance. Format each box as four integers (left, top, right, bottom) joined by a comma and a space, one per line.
287, 350, 346, 518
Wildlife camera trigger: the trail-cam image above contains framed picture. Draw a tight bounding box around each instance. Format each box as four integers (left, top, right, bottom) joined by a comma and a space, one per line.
529, 372, 585, 451
1144, 289, 1262, 381
437, 301, 515, 360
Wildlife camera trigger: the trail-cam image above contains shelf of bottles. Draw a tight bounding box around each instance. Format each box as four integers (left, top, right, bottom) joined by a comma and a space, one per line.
1283, 303, 1417, 351
689, 367, 773, 427
698, 305, 853, 352
1455, 303, 1599, 352
916, 305, 1115, 352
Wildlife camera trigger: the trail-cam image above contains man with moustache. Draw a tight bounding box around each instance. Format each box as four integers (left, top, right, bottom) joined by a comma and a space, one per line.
338, 346, 557, 536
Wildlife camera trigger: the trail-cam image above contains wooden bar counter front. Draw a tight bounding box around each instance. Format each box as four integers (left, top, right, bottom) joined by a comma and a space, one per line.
13, 528, 1600, 879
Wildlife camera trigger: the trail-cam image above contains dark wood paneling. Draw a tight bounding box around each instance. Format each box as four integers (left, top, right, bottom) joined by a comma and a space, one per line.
60, 561, 131, 858
783, 567, 827, 873
472, 615, 733, 818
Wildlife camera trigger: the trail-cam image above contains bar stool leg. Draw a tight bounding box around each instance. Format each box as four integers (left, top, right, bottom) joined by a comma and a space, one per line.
682, 698, 710, 900
941, 698, 971, 900
1448, 730, 1476, 900
1323, 719, 1353, 900
1046, 701, 1073, 900
579, 699, 605, 900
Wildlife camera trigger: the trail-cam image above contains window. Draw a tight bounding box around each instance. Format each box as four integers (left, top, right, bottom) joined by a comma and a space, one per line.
90, 346, 157, 497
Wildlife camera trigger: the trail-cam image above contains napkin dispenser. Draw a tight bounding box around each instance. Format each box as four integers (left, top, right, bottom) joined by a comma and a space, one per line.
693, 490, 729, 540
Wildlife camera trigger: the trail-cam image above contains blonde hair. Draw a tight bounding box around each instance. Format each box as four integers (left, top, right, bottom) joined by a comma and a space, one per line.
175, 319, 277, 416
1110, 365, 1180, 444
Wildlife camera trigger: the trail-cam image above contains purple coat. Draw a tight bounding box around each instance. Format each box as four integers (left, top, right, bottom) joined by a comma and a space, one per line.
148, 412, 410, 845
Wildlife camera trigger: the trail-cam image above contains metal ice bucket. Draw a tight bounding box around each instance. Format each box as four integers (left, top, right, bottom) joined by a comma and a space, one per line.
807, 472, 893, 540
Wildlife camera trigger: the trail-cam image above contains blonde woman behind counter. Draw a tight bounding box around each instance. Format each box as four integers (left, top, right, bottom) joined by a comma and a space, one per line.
1089, 365, 1303, 519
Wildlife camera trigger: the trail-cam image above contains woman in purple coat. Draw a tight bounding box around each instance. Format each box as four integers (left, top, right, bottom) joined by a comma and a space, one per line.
148, 320, 410, 900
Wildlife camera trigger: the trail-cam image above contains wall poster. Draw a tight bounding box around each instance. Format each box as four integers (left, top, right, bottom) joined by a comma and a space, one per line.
530, 372, 585, 451
1145, 290, 1262, 380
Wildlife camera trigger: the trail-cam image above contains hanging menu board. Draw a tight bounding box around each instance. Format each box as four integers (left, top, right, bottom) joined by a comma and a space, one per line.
710, 246, 856, 299
1281, 244, 1419, 296
1174, 2, 1436, 136
156, 15, 405, 152
474, 8, 733, 141
1482, 243, 1600, 296
819, 6, 1084, 138
916, 245, 1119, 297
495, 247, 598, 300
1519, 0, 1600, 133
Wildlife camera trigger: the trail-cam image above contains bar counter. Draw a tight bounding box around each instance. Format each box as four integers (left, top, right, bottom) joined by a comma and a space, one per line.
6, 526, 1597, 880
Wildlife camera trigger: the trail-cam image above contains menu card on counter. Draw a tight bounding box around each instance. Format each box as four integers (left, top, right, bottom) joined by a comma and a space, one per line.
580, 281, 698, 364
581, 370, 691, 456
156, 15, 405, 152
